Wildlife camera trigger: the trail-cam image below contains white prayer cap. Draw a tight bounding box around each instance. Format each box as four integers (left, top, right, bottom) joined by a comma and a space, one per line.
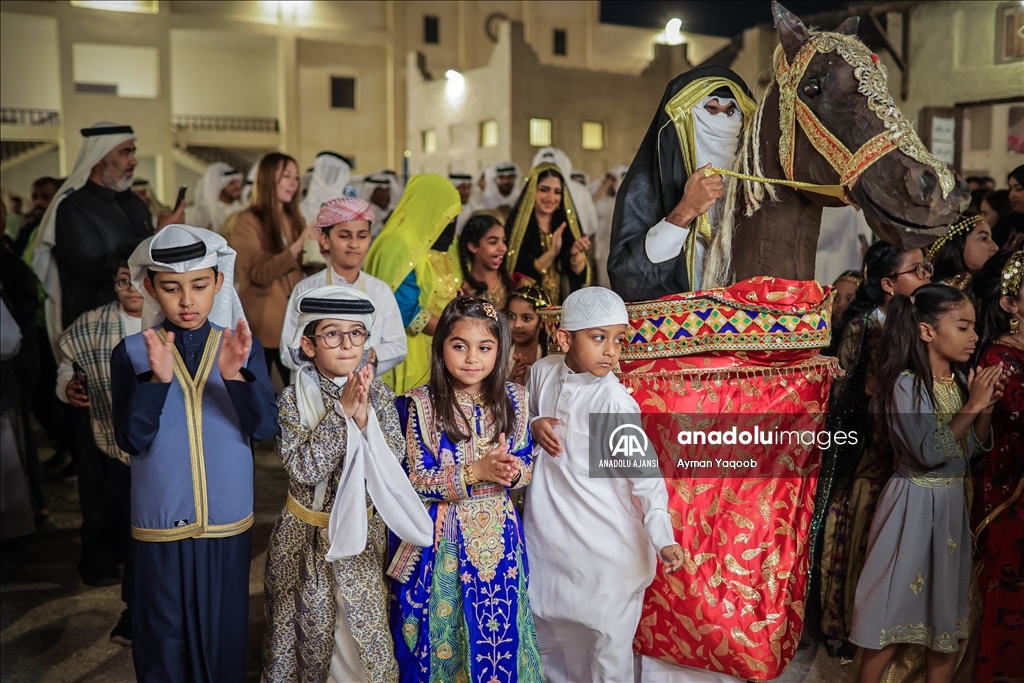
31, 122, 138, 347
560, 286, 628, 331
129, 224, 246, 329
288, 284, 376, 352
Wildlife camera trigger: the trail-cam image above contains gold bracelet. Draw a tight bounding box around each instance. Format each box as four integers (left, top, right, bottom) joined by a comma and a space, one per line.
463, 462, 481, 486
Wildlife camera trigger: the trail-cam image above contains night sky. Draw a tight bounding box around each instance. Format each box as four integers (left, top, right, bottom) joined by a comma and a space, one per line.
600, 1, 856, 37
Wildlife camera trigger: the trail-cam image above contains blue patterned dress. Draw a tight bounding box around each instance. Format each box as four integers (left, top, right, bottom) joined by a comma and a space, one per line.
389, 382, 544, 683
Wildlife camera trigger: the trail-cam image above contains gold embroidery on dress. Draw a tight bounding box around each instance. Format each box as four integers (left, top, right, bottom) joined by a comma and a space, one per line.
947, 535, 957, 554
910, 573, 924, 595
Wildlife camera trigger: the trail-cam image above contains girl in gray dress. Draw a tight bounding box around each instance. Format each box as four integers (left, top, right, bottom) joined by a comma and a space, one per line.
850, 284, 1006, 683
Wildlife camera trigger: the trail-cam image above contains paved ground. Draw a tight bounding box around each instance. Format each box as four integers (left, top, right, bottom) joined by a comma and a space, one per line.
1, 435, 848, 683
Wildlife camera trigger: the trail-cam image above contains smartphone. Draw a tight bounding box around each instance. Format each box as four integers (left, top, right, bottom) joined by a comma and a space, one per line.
72, 361, 88, 394
173, 185, 188, 211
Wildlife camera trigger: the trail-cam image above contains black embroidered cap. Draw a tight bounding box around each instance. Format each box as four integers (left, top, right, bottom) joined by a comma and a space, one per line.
298, 297, 376, 315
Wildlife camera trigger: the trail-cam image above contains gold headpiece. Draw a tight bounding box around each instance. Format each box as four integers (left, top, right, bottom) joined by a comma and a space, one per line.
509, 284, 551, 310
1001, 250, 1023, 297
480, 301, 498, 321
834, 270, 863, 287
925, 215, 985, 262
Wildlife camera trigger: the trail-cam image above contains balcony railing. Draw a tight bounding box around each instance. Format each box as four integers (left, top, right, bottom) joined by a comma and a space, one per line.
1, 108, 61, 126
172, 115, 279, 133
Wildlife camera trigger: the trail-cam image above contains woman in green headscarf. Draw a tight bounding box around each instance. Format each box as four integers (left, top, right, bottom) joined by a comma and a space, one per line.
365, 174, 463, 394
504, 163, 591, 305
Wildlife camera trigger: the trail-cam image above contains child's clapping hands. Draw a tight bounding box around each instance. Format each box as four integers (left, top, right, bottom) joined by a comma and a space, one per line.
471, 433, 521, 487
339, 364, 374, 430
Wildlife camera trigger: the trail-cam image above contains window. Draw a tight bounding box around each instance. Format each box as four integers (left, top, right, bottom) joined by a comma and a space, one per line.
529, 118, 552, 147
424, 15, 439, 45
582, 121, 604, 150
480, 120, 498, 148
422, 129, 437, 154
996, 3, 1024, 62
72, 43, 159, 98
331, 76, 356, 109
553, 29, 567, 56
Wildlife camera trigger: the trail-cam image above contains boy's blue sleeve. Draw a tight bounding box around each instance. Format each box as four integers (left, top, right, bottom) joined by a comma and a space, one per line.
394, 270, 421, 328
111, 339, 169, 456
222, 335, 278, 443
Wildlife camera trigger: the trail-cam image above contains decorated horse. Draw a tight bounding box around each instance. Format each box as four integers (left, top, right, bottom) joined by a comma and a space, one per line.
543, 3, 967, 680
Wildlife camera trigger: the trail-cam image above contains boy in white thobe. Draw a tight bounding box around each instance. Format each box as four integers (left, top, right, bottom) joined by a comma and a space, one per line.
524, 287, 685, 683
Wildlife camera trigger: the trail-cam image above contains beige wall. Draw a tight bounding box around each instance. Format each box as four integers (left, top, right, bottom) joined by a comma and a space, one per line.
0, 147, 61, 201
962, 102, 1024, 184
510, 22, 689, 179
0, 12, 62, 110
406, 20, 513, 177
170, 30, 278, 117
295, 39, 391, 174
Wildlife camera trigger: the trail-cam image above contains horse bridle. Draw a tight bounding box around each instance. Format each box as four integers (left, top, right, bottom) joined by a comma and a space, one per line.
774, 32, 955, 198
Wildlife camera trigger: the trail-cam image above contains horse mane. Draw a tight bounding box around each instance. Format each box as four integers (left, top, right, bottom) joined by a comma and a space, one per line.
702, 44, 786, 289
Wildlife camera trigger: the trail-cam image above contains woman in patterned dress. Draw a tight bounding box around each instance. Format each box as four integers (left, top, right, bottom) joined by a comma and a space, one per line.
969, 250, 1024, 683
262, 285, 431, 683
390, 297, 544, 683
850, 284, 1005, 683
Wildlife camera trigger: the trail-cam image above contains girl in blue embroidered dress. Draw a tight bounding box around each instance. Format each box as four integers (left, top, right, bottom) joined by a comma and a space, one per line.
390, 297, 543, 683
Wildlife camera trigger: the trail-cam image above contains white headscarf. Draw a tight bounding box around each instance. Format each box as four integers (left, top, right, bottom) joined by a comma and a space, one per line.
588, 165, 629, 195
192, 162, 242, 234
300, 152, 352, 224
287, 285, 431, 560
32, 122, 137, 348
240, 159, 260, 205
530, 147, 599, 234
479, 162, 522, 209
128, 224, 246, 330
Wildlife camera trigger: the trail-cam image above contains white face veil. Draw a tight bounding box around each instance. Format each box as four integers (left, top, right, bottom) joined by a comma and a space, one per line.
691, 96, 743, 174
300, 152, 352, 224
128, 224, 246, 330
31, 122, 137, 348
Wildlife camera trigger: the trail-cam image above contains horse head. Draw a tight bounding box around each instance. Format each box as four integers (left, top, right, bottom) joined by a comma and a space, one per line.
710, 2, 969, 285
771, 1, 969, 248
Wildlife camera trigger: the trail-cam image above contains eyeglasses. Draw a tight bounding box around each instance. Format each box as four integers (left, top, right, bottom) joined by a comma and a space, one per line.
307, 328, 369, 348
113, 277, 134, 291
890, 263, 934, 280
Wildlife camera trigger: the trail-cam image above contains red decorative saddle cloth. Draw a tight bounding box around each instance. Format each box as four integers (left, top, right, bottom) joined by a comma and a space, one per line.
541, 277, 838, 680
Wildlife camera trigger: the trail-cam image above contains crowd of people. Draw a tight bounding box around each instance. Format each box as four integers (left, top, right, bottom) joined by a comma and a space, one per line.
0, 98, 1022, 683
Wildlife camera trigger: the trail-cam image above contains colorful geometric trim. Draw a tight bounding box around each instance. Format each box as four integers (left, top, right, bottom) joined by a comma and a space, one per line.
541, 279, 834, 361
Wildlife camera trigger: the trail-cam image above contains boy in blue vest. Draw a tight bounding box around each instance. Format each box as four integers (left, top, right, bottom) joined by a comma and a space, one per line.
111, 224, 276, 683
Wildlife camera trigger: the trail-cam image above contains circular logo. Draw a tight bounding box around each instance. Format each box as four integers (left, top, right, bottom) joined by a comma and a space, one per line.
608, 423, 650, 455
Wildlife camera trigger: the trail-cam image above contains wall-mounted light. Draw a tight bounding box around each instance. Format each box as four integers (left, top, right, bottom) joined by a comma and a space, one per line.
445, 69, 465, 103
261, 0, 309, 24
663, 18, 685, 46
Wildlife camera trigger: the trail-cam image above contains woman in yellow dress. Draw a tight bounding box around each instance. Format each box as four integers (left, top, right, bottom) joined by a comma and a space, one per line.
365, 174, 463, 394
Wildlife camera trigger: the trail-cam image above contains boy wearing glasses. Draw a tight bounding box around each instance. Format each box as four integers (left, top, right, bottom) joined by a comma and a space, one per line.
56, 246, 144, 644
280, 197, 407, 378
110, 225, 276, 683
262, 284, 430, 682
